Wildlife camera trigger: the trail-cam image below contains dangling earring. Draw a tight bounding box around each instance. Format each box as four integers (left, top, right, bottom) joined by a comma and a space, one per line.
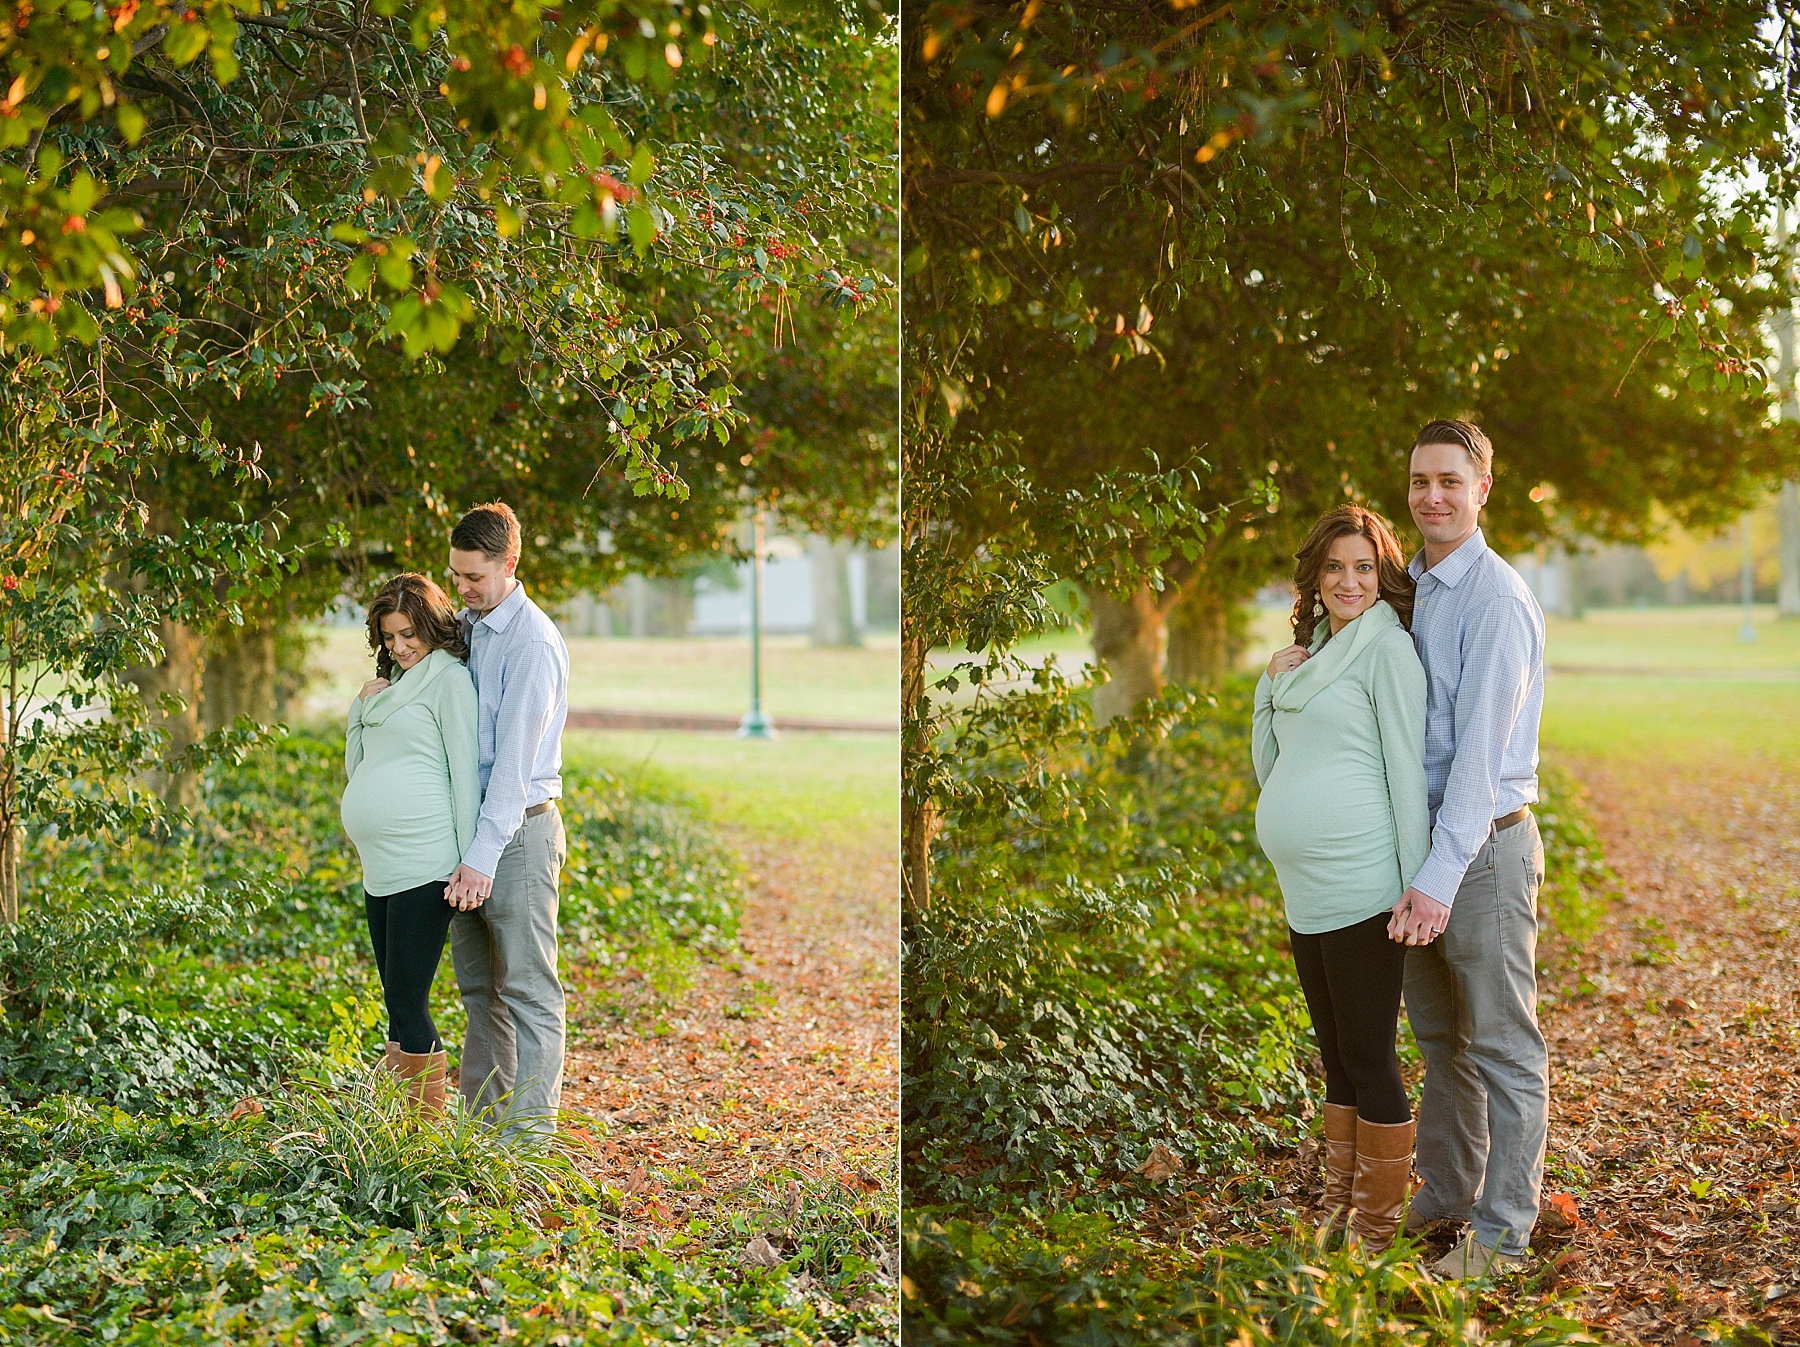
1312, 594, 1324, 618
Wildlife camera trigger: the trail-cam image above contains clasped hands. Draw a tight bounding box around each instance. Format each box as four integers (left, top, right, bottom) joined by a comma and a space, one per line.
444, 863, 494, 911
1390, 887, 1451, 946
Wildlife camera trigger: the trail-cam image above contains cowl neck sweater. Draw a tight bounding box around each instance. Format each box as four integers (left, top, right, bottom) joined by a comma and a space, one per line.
358, 647, 456, 726
1269, 599, 1403, 715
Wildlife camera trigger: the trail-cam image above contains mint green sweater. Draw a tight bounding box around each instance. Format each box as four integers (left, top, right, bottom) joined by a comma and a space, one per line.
1251, 601, 1430, 935
341, 648, 481, 898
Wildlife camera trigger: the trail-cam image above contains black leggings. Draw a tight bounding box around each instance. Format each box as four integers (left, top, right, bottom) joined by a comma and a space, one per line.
1288, 911, 1409, 1123
365, 879, 456, 1055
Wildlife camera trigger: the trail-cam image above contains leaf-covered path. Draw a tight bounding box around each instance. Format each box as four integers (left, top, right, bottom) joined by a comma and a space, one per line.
557, 820, 898, 1305
1473, 749, 1800, 1343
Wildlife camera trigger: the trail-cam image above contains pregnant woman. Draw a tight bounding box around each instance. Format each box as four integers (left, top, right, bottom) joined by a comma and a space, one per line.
1252, 505, 1430, 1253
342, 573, 480, 1116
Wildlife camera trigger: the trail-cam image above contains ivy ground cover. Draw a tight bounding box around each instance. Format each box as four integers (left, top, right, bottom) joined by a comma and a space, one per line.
0, 732, 892, 1344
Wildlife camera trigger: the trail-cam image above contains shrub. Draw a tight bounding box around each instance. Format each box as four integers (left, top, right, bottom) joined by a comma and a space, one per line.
905, 681, 1312, 1218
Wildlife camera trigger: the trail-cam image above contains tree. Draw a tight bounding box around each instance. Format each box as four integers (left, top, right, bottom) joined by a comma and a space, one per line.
901, 0, 1800, 907
0, 1, 896, 921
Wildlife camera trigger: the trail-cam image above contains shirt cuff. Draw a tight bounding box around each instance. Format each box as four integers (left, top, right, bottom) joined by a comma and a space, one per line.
461, 838, 503, 879
1409, 850, 1470, 908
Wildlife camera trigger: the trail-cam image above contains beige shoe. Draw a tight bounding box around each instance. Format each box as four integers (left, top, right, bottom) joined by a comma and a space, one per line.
1346, 1117, 1415, 1254
1429, 1233, 1526, 1279
1320, 1104, 1358, 1232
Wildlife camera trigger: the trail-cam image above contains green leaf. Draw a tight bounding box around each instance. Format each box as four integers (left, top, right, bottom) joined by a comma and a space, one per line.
376, 251, 414, 292
163, 20, 209, 67
116, 102, 147, 146
628, 201, 655, 254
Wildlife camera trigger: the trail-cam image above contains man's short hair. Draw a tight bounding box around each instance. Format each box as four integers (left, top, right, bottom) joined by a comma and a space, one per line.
450, 502, 522, 561
1412, 419, 1493, 475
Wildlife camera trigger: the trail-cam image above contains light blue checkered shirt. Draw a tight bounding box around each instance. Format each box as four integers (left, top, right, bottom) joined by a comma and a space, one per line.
458, 581, 569, 878
1405, 529, 1546, 906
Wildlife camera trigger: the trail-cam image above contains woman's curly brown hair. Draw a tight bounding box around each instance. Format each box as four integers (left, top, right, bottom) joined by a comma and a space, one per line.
365, 573, 468, 681
1288, 505, 1416, 650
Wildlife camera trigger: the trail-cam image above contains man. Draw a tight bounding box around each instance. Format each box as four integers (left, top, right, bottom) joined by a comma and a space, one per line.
444, 501, 571, 1138
1388, 420, 1548, 1279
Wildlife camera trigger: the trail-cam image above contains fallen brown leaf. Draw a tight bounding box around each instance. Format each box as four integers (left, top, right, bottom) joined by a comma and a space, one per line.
1539, 1190, 1580, 1233
1134, 1141, 1185, 1183
742, 1234, 783, 1268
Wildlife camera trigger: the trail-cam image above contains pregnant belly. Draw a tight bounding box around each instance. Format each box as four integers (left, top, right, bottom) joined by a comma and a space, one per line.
341, 763, 453, 854
1255, 768, 1395, 870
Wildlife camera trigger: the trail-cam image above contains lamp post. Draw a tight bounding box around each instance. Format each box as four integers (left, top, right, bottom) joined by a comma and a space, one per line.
1739, 512, 1758, 644
738, 509, 777, 739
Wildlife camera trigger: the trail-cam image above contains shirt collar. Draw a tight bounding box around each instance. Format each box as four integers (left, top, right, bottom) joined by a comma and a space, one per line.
464, 580, 528, 634
1408, 528, 1488, 588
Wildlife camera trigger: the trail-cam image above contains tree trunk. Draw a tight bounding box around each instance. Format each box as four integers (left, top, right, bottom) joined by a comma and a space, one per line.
126, 619, 206, 814
809, 535, 863, 648
900, 628, 935, 914
1779, 481, 1800, 619
0, 815, 15, 927
203, 621, 278, 731
1165, 584, 1241, 686
1, 614, 17, 925
625, 577, 692, 637
1548, 546, 1585, 618
1088, 586, 1169, 723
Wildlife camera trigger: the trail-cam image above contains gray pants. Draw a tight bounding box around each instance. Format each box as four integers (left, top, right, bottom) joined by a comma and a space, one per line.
451, 806, 566, 1138
1403, 814, 1548, 1256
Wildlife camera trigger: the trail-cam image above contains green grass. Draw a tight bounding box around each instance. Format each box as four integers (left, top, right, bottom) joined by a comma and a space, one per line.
563, 729, 896, 852
1542, 676, 1800, 765
1534, 605, 1800, 766
299, 625, 898, 726
1544, 604, 1800, 672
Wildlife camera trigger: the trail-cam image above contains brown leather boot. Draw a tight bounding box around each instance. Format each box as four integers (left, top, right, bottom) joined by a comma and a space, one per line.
387, 1046, 449, 1118
1347, 1117, 1415, 1254
1320, 1103, 1358, 1231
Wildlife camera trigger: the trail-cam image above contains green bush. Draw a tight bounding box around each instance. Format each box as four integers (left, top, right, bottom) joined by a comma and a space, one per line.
905, 681, 1313, 1218
558, 778, 742, 962
1531, 762, 1618, 965
0, 1066, 583, 1251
